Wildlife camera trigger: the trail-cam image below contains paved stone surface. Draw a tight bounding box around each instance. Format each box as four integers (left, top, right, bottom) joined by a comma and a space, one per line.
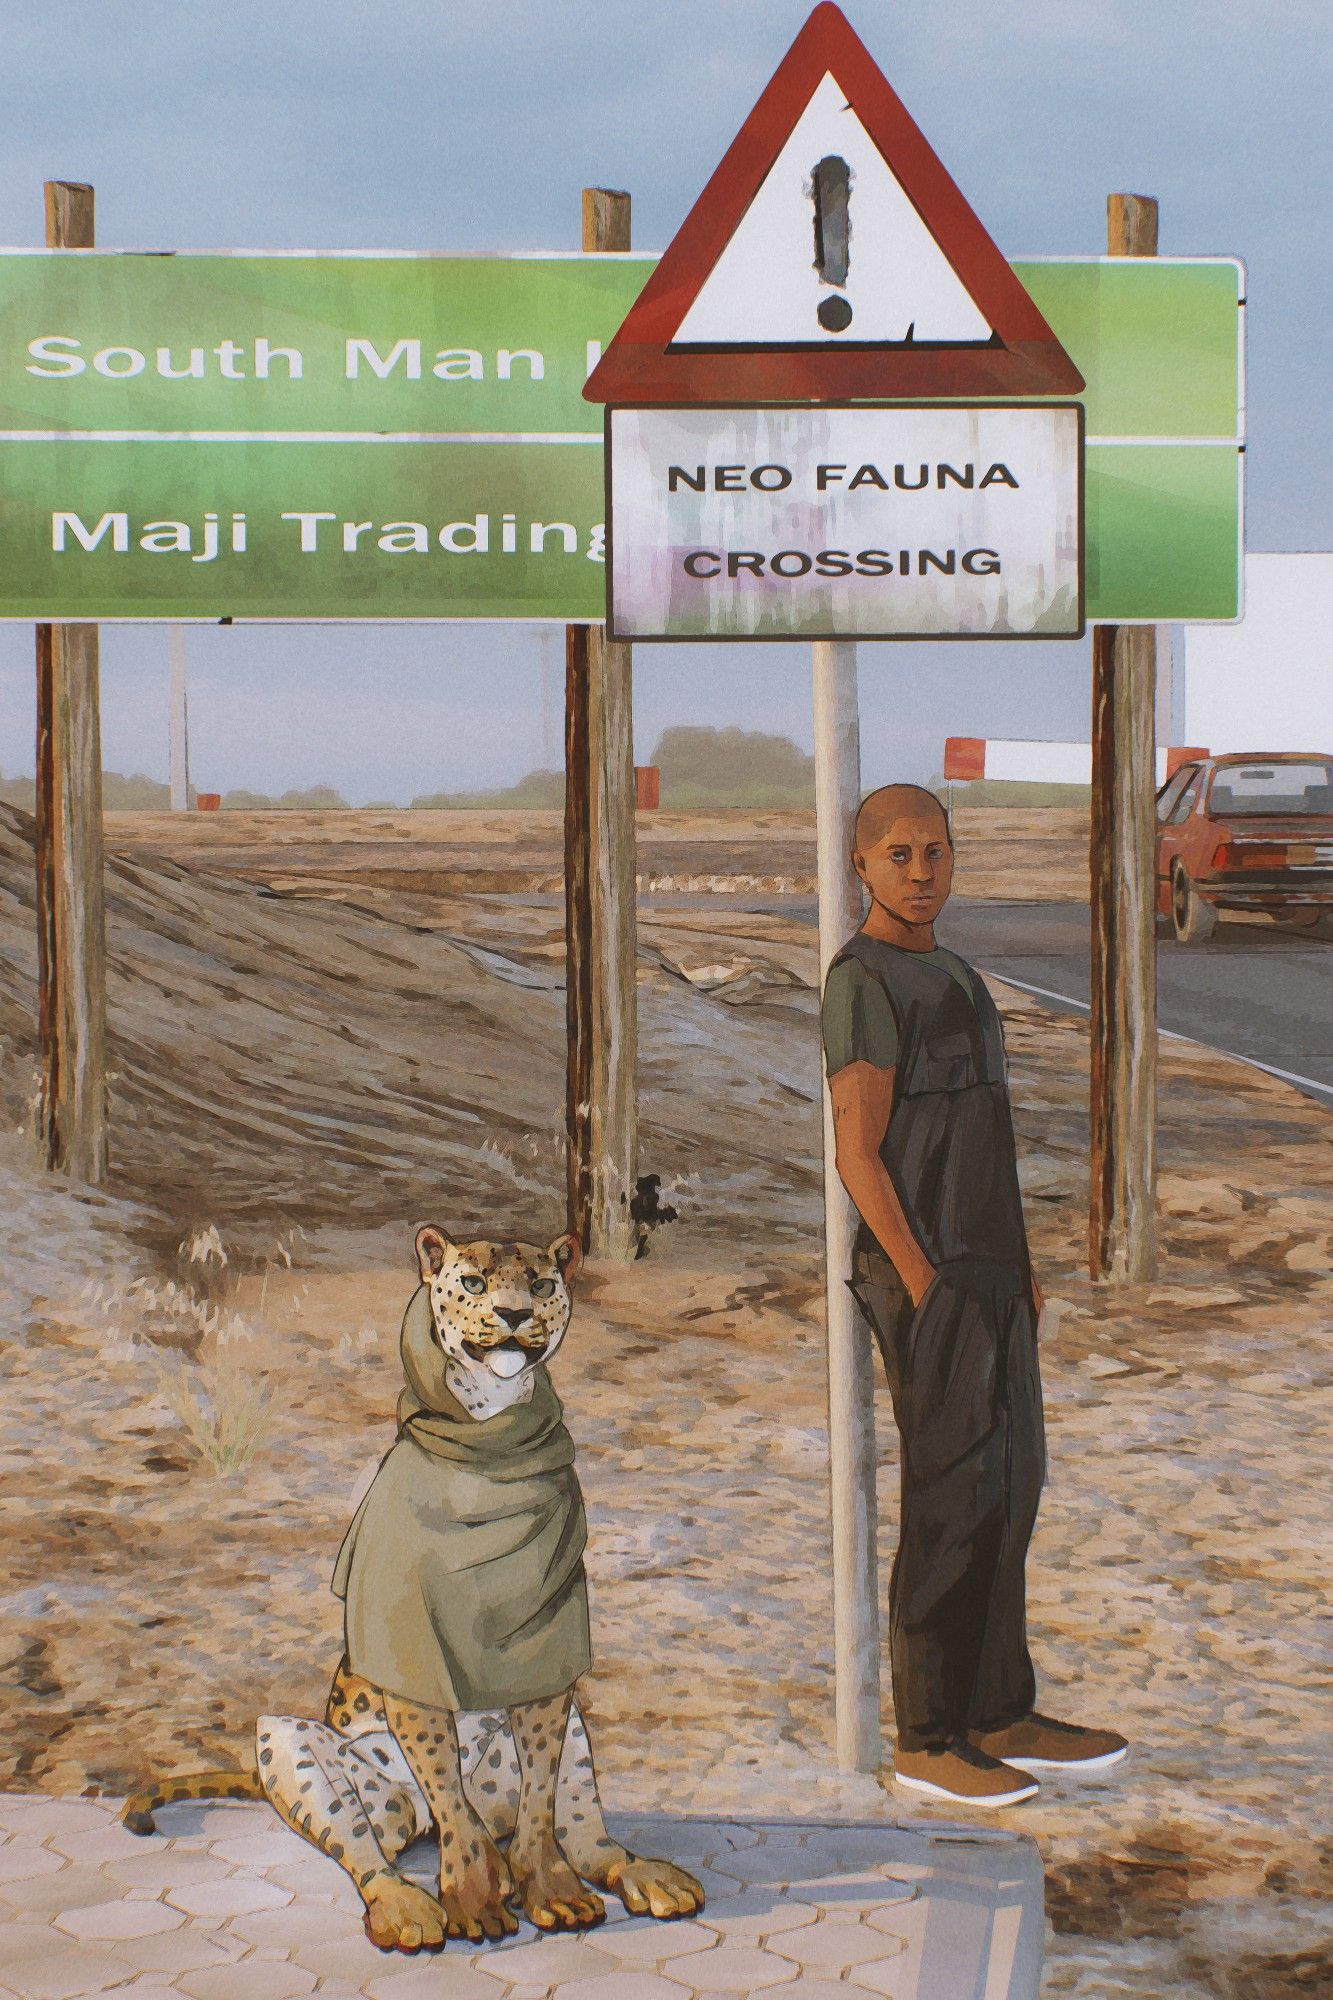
0, 1803, 1044, 1998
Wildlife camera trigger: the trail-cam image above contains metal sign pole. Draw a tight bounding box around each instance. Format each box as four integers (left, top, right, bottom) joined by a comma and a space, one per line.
812, 637, 880, 1772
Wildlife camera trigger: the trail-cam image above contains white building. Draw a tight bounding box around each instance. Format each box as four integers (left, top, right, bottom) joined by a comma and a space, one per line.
1175, 552, 1333, 754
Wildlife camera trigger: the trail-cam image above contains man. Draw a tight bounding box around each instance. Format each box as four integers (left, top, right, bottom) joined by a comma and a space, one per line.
822, 783, 1127, 1808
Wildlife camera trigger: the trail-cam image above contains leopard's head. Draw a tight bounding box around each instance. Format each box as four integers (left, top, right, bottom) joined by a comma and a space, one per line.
411, 1224, 582, 1419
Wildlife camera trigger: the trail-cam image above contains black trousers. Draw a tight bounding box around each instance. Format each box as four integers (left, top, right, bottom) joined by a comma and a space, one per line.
850, 1249, 1046, 1754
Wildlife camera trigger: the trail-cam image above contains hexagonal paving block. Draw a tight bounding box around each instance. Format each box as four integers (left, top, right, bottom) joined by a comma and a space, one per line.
43, 1829, 142, 1866
0, 1843, 66, 1883
793, 1873, 919, 1913
695, 1848, 804, 1889
767, 1981, 864, 2000
864, 1899, 927, 1945
473, 1936, 618, 1988
295, 1936, 400, 1984
780, 1919, 891, 1970
264, 1854, 363, 1902
696, 1894, 820, 1941
166, 1876, 292, 1918
179, 1963, 317, 2000
846, 1954, 911, 1997
3, 1947, 136, 2000
105, 1848, 236, 1889
586, 1916, 715, 1962
364, 1959, 511, 2000
0, 1866, 129, 1919
660, 1862, 753, 1904
108, 1925, 248, 1974
550, 1975, 685, 2000
191, 1806, 276, 1841
664, 1943, 799, 1992
209, 1830, 309, 1868
229, 1898, 366, 1949
55, 1899, 184, 1940
0, 1922, 68, 1971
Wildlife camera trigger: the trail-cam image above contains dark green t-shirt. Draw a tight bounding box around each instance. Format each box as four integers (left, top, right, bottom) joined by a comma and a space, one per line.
821, 942, 975, 1076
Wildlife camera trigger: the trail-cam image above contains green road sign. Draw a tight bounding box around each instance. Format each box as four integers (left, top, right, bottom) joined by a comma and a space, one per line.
0, 251, 1243, 621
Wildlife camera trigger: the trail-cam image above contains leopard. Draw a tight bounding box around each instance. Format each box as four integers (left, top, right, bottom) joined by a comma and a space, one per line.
122, 1223, 703, 1952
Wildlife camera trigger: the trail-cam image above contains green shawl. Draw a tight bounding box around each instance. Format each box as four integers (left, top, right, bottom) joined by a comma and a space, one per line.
331, 1284, 590, 1712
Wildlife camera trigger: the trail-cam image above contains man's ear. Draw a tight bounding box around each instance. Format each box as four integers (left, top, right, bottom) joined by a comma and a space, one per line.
548, 1232, 583, 1288
851, 847, 869, 886
415, 1225, 454, 1282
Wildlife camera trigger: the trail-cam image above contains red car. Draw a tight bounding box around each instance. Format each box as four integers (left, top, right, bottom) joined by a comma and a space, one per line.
1155, 752, 1333, 943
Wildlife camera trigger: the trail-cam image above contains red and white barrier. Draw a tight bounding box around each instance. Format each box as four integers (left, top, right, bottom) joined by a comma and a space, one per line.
943, 738, 1210, 786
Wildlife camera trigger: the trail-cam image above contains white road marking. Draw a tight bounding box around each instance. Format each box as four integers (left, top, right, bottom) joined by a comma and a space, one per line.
981, 969, 1333, 1105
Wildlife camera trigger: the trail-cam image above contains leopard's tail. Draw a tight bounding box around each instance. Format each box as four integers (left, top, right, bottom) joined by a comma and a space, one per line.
122, 1768, 265, 1836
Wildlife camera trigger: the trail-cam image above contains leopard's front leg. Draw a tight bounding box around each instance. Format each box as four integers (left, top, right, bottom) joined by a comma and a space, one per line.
555, 1703, 705, 1919
507, 1691, 605, 1931
383, 1694, 518, 1943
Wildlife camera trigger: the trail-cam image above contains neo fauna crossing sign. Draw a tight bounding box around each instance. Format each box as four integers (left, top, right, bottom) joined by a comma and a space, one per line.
588, 3, 1088, 642
607, 405, 1083, 640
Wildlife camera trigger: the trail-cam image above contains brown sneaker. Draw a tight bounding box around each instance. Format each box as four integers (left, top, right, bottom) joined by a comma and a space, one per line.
893, 1742, 1038, 1809
970, 1713, 1129, 1772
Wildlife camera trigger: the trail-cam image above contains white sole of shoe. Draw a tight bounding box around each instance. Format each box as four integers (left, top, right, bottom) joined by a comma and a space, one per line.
893, 1770, 1038, 1809
1004, 1745, 1129, 1773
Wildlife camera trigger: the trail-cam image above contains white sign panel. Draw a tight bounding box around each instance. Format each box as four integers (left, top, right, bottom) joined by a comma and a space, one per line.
672, 74, 993, 348
607, 404, 1084, 641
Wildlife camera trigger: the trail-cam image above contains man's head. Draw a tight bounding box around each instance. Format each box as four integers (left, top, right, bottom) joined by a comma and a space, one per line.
852, 784, 954, 931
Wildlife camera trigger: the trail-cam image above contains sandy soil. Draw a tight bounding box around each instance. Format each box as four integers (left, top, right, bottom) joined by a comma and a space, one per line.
1, 805, 1330, 1998
102, 803, 1094, 904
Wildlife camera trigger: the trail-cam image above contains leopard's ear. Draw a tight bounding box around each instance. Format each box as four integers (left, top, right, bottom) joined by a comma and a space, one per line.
548, 1232, 583, 1288
415, 1225, 454, 1281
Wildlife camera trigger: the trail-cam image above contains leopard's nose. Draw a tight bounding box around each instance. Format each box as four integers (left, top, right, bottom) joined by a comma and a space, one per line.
496, 1307, 533, 1332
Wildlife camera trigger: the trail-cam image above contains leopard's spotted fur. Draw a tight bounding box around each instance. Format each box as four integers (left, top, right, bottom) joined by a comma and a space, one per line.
122, 1225, 704, 1949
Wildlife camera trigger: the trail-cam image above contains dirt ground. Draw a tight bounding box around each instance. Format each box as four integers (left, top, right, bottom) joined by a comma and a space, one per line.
1, 805, 1330, 1998
99, 802, 1093, 904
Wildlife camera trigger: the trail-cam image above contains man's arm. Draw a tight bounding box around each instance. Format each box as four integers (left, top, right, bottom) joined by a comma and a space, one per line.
829, 1061, 936, 1307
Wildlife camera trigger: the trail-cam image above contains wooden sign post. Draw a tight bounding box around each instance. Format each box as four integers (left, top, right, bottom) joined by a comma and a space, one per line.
1089, 193, 1160, 1283
564, 190, 638, 1259
35, 180, 108, 1184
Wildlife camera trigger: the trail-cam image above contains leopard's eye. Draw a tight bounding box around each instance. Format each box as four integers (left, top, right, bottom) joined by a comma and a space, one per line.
460, 1275, 487, 1296
531, 1278, 557, 1299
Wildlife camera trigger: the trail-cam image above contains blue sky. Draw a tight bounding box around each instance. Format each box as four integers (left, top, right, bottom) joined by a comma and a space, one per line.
0, 1, 1327, 800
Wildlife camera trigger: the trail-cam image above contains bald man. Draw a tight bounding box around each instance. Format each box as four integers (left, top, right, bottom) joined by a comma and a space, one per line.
822, 784, 1126, 1808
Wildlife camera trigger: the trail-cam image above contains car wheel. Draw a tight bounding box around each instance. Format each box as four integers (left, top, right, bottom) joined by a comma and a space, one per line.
1171, 864, 1218, 943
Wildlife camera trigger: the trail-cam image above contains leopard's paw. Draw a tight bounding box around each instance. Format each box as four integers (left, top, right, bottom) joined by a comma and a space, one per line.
440, 1832, 520, 1943
362, 1875, 448, 1954
606, 1854, 706, 1920
512, 1837, 606, 1931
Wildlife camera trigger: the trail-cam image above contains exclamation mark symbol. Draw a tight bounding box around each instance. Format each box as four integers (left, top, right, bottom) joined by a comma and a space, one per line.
812, 155, 853, 332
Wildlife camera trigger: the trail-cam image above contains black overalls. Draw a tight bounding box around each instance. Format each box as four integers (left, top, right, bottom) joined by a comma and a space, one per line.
833, 932, 1046, 1754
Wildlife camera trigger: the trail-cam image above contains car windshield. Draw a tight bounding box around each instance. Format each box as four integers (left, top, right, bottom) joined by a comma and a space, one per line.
1209, 762, 1333, 816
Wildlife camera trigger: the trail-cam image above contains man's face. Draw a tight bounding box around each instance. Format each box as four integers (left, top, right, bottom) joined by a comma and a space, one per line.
854, 810, 954, 926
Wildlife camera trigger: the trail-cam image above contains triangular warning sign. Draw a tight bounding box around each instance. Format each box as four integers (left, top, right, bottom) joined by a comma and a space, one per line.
585, 3, 1084, 404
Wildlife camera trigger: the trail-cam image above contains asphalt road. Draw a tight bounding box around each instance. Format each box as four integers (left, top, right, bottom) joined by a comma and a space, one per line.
643, 891, 1333, 1105
938, 899, 1333, 1103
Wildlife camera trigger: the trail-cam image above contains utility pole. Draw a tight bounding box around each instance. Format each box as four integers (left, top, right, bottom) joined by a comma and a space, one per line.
813, 638, 879, 1772
1089, 195, 1159, 1282
564, 189, 637, 1257
35, 180, 108, 1183
168, 625, 190, 812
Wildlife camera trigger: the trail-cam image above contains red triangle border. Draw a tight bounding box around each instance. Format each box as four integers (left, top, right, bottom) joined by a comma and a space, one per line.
585, 4, 1085, 405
